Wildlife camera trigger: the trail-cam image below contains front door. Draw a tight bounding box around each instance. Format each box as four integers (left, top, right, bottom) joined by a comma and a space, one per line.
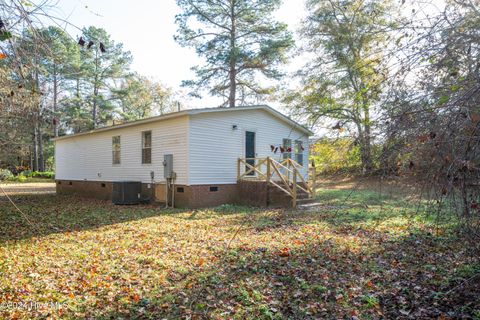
245, 131, 255, 176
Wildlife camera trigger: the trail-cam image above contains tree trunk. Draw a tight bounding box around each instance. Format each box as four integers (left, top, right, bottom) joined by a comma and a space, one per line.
37, 125, 44, 172
33, 55, 40, 171
53, 63, 58, 137
228, 1, 237, 108
76, 78, 80, 98
361, 104, 373, 175
360, 131, 372, 175
93, 86, 98, 128
32, 126, 38, 171
92, 50, 99, 128
30, 149, 33, 172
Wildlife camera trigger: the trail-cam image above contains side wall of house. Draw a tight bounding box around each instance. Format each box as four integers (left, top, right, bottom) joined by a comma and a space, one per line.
55, 115, 189, 185
188, 109, 310, 185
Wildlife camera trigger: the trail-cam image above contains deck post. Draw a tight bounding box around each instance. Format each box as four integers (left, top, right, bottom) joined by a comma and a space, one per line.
266, 157, 271, 184
237, 158, 241, 181
292, 169, 297, 208
286, 159, 290, 182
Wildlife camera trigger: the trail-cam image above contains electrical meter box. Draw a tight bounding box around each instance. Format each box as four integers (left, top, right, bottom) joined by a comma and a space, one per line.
163, 154, 173, 179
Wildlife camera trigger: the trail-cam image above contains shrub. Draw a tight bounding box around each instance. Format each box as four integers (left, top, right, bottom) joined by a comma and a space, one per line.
29, 171, 55, 179
15, 175, 27, 182
310, 138, 362, 174
0, 169, 13, 181
310, 138, 384, 175
6, 174, 27, 182
21, 170, 32, 177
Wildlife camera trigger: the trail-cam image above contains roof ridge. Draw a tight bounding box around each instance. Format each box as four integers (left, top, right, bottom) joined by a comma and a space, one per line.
52, 105, 312, 141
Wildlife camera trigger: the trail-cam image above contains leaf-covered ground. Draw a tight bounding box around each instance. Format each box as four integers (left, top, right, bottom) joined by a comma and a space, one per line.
0, 180, 479, 319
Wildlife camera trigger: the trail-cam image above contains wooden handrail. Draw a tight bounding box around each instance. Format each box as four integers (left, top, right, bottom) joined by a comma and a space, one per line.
270, 180, 292, 196
288, 158, 302, 168
237, 157, 315, 207
294, 169, 312, 194
240, 158, 267, 179
269, 159, 292, 194
287, 158, 314, 195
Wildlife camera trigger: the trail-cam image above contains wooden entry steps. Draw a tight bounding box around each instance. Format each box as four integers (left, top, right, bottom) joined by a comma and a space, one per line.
237, 157, 316, 208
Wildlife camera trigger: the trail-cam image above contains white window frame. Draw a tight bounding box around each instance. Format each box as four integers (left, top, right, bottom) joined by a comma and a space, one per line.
294, 140, 304, 166
283, 138, 292, 160
141, 130, 152, 164
112, 136, 121, 165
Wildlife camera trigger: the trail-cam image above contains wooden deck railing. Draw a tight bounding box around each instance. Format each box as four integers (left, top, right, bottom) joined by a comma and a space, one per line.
237, 157, 316, 207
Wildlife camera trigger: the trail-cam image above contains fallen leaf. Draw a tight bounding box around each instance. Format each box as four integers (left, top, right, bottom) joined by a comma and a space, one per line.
131, 294, 140, 302
278, 247, 290, 257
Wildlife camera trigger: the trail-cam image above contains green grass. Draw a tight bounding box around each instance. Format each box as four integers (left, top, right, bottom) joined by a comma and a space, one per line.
0, 182, 478, 319
314, 187, 458, 234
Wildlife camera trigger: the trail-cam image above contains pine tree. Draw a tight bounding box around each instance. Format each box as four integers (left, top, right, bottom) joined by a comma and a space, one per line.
175, 0, 293, 107
80, 26, 133, 128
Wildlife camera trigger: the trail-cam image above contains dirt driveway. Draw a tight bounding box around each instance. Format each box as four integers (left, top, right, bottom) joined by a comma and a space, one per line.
0, 182, 56, 197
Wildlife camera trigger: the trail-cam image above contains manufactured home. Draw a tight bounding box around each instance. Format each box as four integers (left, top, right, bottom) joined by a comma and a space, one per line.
54, 105, 314, 208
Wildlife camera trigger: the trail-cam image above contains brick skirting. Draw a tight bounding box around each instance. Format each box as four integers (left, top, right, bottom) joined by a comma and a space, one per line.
173, 184, 238, 208
56, 180, 154, 201
55, 180, 295, 208
56, 180, 113, 200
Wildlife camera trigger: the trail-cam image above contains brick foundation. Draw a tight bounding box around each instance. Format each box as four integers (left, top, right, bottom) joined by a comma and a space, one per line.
55, 180, 239, 208
55, 180, 296, 208
56, 180, 154, 201
173, 184, 238, 208
56, 180, 113, 200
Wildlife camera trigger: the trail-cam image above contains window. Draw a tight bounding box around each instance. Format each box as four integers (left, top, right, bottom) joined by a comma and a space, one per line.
177, 187, 184, 193
209, 186, 219, 192
282, 138, 292, 160
112, 136, 121, 164
295, 140, 304, 166
142, 131, 152, 164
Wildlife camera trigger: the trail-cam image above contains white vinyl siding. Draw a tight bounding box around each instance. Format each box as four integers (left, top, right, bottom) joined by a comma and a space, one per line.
55, 116, 189, 184
54, 107, 310, 187
188, 109, 309, 185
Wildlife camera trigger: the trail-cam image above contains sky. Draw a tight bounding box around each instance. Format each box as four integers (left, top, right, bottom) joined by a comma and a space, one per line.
41, 0, 446, 130
47, 0, 307, 109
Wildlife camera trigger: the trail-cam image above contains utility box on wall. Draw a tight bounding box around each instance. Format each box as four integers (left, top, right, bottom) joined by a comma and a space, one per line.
163, 154, 173, 179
